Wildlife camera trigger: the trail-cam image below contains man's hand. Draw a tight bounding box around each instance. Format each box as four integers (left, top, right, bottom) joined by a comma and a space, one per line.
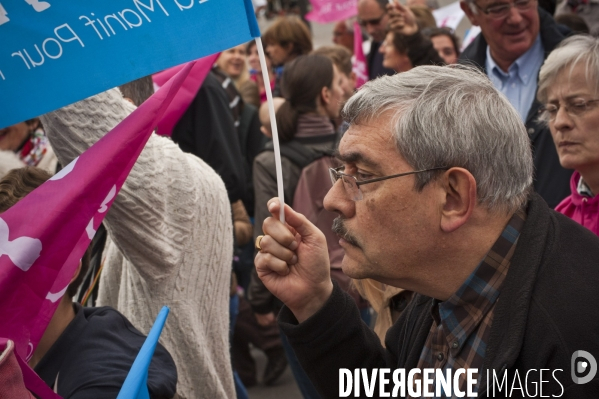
387, 0, 419, 36
254, 198, 333, 323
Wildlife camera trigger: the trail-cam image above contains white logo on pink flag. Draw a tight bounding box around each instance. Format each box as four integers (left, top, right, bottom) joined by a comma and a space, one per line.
352, 21, 368, 89
0, 217, 41, 272
45, 285, 68, 303
49, 156, 78, 181
306, 0, 357, 23
0, 62, 194, 397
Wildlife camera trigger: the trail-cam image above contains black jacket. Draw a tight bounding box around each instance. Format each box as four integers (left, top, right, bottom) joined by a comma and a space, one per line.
172, 72, 246, 203
279, 194, 599, 398
459, 9, 572, 208
36, 304, 177, 399
366, 41, 396, 80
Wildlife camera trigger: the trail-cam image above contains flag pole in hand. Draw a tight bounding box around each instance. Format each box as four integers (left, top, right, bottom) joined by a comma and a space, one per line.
255, 37, 286, 224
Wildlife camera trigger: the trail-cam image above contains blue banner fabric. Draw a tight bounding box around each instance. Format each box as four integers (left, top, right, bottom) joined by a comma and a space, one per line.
0, 0, 260, 128
117, 306, 170, 399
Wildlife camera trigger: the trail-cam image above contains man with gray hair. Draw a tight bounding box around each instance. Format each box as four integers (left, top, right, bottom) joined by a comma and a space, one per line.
459, 0, 572, 208
254, 66, 599, 397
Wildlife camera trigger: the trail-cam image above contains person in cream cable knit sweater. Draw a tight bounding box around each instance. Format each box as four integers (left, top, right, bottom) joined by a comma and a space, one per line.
40, 88, 235, 399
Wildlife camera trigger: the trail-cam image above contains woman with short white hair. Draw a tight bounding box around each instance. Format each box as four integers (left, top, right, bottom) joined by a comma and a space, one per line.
538, 35, 599, 235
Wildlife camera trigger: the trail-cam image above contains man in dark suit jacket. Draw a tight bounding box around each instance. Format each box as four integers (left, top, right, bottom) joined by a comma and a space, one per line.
458, 4, 571, 208
359, 0, 396, 80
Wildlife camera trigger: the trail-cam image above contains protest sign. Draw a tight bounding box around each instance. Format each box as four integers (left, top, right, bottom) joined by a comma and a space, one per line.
432, 1, 464, 31
306, 0, 357, 23
0, 0, 259, 128
352, 21, 367, 89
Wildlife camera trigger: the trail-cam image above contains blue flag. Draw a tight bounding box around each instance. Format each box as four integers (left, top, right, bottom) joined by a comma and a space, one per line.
117, 306, 170, 399
0, 0, 260, 128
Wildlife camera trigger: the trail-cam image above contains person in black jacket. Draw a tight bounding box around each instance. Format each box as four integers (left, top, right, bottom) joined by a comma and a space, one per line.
254, 66, 599, 398
458, 3, 572, 208
359, 0, 397, 80
172, 72, 246, 203
0, 167, 177, 399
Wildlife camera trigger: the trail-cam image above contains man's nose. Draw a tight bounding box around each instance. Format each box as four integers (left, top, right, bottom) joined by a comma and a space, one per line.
365, 25, 377, 38
505, 5, 524, 24
324, 179, 356, 219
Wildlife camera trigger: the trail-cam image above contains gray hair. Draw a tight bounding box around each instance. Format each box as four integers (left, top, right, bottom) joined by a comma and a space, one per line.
537, 35, 599, 105
462, 0, 478, 14
342, 64, 533, 214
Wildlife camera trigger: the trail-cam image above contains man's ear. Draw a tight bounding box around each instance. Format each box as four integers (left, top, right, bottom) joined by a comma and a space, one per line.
460, 1, 480, 26
439, 167, 477, 233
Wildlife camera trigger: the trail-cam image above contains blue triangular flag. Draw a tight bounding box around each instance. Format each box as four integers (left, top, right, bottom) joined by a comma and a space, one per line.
117, 306, 170, 399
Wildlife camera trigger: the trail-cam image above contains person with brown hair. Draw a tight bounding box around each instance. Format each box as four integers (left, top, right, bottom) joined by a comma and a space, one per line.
423, 26, 461, 64
312, 45, 356, 101
250, 54, 344, 399
554, 12, 590, 34
262, 16, 312, 68
380, 1, 443, 72
263, 16, 313, 97
0, 167, 177, 399
409, 4, 437, 28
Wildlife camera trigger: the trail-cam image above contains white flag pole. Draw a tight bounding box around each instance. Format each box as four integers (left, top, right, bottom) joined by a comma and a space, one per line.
255, 37, 285, 223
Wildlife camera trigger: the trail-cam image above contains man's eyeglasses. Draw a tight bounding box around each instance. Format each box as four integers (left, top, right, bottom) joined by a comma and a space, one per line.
540, 98, 599, 121
329, 166, 449, 201
358, 14, 386, 27
474, 0, 536, 19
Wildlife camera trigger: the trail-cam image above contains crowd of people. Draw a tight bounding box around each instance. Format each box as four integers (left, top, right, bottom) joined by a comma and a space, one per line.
1, 0, 599, 398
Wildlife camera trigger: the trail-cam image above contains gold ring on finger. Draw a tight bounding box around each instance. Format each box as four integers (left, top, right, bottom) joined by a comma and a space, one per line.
255, 235, 265, 252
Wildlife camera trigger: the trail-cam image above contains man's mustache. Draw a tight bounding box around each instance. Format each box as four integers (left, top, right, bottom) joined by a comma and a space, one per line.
332, 217, 360, 247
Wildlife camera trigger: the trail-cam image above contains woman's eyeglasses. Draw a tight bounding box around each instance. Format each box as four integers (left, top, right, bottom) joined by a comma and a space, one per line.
540, 98, 599, 121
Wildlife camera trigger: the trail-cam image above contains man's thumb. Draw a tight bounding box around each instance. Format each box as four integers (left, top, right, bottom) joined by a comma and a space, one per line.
267, 198, 316, 238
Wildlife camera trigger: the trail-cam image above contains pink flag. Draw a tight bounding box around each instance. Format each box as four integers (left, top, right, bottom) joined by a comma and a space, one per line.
152, 54, 220, 137
352, 21, 368, 89
306, 0, 357, 23
0, 62, 194, 398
